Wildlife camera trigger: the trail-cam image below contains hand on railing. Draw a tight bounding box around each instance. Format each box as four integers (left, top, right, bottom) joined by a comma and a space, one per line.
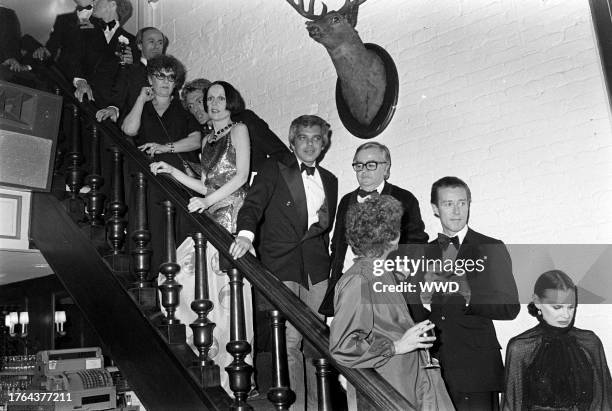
1, 58, 30, 72
74, 79, 94, 102
140, 142, 172, 156
96, 107, 119, 122
32, 46, 51, 61
229, 236, 251, 259
150, 161, 177, 175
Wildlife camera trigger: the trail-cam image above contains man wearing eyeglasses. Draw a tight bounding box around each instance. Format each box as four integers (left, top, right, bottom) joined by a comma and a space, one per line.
425, 176, 520, 411
318, 141, 428, 317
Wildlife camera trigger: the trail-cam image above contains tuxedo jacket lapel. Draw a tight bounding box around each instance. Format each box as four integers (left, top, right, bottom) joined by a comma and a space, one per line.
279, 160, 308, 236
108, 27, 125, 50
457, 228, 479, 283
381, 183, 391, 196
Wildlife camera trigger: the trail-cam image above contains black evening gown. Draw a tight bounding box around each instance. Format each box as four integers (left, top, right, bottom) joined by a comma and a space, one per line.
502, 321, 612, 410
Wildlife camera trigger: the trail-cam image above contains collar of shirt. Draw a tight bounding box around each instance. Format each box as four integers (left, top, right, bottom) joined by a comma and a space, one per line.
440, 224, 468, 245
296, 157, 318, 177
140, 57, 148, 66
296, 157, 324, 229
103, 20, 119, 43
356, 181, 385, 203
76, 8, 92, 21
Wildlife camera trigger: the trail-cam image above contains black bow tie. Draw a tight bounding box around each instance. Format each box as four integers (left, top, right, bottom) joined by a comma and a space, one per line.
300, 163, 315, 176
438, 233, 460, 250
76, 4, 93, 12
358, 188, 378, 198
104, 20, 117, 30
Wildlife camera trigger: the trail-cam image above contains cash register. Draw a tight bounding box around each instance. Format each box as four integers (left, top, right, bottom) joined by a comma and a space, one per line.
31, 347, 117, 410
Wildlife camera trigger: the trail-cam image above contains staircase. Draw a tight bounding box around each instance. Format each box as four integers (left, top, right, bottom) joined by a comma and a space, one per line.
23, 57, 414, 410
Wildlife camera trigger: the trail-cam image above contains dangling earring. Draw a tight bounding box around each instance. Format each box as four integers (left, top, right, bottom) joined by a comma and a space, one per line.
537, 309, 542, 315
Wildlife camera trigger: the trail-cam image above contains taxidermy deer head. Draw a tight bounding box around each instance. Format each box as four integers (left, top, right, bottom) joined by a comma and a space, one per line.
286, 0, 388, 127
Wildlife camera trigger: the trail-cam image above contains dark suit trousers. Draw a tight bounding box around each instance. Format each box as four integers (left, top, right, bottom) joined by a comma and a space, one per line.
449, 390, 499, 411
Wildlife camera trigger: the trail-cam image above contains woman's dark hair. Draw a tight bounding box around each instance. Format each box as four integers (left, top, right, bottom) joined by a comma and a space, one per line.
345, 195, 403, 258
205, 81, 245, 115
146, 54, 186, 90
527, 270, 576, 317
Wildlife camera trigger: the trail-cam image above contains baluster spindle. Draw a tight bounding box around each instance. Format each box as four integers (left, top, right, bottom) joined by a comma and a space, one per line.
104, 146, 129, 272
157, 201, 186, 344
189, 233, 220, 387
52, 87, 65, 178
224, 258, 253, 410
84, 124, 106, 226
64, 104, 85, 207
128, 172, 156, 309
313, 358, 333, 411
267, 310, 295, 410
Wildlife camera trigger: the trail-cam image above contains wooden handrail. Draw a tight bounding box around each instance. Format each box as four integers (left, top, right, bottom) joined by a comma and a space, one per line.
33, 59, 415, 410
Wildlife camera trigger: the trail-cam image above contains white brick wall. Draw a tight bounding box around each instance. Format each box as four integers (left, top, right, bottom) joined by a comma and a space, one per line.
144, 0, 612, 366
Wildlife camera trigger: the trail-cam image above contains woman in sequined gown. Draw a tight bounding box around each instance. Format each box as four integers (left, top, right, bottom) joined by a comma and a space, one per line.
150, 81, 253, 394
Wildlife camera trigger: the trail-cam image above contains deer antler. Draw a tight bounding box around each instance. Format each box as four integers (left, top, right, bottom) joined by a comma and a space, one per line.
285, 0, 328, 20
336, 0, 367, 15
335, 0, 367, 27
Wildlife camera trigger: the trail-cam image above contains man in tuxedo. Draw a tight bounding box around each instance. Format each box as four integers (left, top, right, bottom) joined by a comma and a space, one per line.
0, 6, 31, 81
95, 26, 168, 122
32, 0, 94, 76
426, 176, 520, 411
230, 115, 338, 411
318, 141, 429, 317
71, 0, 139, 108
181, 78, 291, 173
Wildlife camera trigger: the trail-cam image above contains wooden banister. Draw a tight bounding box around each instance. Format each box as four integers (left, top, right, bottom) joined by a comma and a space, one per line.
34, 60, 415, 410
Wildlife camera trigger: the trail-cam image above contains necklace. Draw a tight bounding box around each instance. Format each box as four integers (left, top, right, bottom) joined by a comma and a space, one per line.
209, 122, 235, 142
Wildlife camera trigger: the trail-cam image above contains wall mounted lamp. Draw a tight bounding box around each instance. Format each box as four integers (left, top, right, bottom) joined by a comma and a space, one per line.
4, 311, 28, 338
54, 311, 66, 337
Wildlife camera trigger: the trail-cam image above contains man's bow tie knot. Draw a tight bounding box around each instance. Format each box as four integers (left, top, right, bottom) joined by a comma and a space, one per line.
300, 163, 315, 176
358, 188, 378, 198
104, 20, 117, 30
76, 4, 93, 12
438, 233, 460, 250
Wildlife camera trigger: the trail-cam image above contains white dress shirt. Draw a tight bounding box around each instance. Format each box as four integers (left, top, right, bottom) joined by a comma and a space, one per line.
238, 157, 325, 242
298, 159, 325, 230
103, 20, 119, 43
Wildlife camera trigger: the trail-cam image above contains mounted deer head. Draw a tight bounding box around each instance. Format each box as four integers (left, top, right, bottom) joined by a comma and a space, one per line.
286, 0, 398, 136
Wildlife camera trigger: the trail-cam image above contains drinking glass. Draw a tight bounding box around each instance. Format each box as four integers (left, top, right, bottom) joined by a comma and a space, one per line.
421, 328, 440, 369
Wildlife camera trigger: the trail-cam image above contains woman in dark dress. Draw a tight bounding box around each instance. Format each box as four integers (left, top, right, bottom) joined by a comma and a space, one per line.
502, 270, 612, 410
121, 54, 201, 275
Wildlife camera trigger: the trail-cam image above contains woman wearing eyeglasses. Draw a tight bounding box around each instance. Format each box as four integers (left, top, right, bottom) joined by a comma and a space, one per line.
121, 54, 202, 282
502, 270, 612, 410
